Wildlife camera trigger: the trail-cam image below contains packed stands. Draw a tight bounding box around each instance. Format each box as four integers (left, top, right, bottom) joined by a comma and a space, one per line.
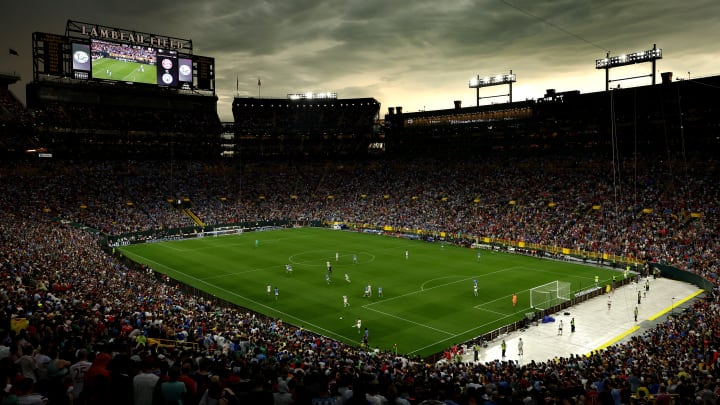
26, 81, 222, 160
232, 97, 381, 158
0, 75, 36, 157
1, 68, 719, 404
0, 152, 719, 404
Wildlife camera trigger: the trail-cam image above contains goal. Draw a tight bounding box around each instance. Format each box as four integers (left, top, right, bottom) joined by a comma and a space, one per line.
529, 280, 571, 310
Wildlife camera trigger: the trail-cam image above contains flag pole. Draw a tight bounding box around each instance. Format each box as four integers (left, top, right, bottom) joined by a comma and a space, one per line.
258, 77, 261, 98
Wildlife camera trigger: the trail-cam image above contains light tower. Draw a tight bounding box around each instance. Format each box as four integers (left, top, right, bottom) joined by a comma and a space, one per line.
596, 44, 662, 91
468, 70, 516, 107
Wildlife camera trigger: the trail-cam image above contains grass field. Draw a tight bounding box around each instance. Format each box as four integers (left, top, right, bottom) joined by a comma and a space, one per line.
118, 227, 623, 357
92, 57, 156, 84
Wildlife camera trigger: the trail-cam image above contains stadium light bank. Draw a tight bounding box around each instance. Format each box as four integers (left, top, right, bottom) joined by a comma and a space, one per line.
468, 70, 516, 107
596, 44, 662, 91
287, 92, 338, 100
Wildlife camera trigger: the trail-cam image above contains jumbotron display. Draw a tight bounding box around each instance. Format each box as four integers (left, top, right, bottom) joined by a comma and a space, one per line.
85, 39, 180, 86
32, 20, 214, 92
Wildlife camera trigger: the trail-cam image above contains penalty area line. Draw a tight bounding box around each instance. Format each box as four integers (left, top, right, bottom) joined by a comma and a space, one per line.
361, 305, 455, 337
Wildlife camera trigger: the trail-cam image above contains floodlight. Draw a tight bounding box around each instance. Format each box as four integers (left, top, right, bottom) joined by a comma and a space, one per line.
468, 70, 516, 106
595, 45, 662, 69
596, 44, 662, 90
286, 92, 338, 100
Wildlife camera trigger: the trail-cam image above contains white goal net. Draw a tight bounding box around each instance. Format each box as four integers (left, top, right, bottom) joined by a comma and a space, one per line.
529, 280, 571, 310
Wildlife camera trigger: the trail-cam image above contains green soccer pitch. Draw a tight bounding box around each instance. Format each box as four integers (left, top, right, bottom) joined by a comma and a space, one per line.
118, 227, 621, 357
92, 57, 157, 84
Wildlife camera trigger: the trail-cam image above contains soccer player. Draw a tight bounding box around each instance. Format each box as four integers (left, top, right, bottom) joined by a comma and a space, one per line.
353, 254, 358, 264
405, 250, 409, 259
343, 295, 349, 307
255, 239, 259, 248
473, 284, 478, 297
356, 319, 362, 333
477, 251, 481, 261
345, 273, 351, 283
377, 286, 383, 298
363, 284, 371, 297
336, 252, 340, 261
267, 284, 271, 296
512, 293, 518, 307
325, 274, 331, 285
274, 286, 279, 302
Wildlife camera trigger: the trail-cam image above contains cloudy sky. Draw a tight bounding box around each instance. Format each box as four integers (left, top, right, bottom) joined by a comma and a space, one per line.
2, 0, 719, 121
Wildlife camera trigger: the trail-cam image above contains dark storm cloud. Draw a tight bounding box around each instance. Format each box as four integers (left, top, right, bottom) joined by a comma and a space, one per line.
2, 0, 720, 119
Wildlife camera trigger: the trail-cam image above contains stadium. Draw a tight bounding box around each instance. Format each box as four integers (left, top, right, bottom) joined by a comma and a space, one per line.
0, 19, 719, 405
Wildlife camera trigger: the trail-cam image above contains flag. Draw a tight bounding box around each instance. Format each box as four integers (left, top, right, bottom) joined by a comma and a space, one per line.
9, 48, 19, 56
258, 78, 261, 86
236, 76, 239, 92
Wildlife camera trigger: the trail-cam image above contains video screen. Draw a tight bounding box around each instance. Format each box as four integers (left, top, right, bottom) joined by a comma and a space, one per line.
91, 39, 157, 85
178, 57, 192, 84
71, 42, 91, 72
156, 48, 178, 87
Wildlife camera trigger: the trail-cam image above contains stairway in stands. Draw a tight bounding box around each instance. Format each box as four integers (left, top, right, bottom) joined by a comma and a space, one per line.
182, 207, 205, 227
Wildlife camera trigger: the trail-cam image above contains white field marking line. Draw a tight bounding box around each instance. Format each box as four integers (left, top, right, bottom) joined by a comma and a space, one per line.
121, 250, 354, 342
364, 266, 524, 308
242, 233, 312, 246
472, 287, 531, 311
149, 230, 313, 253
196, 233, 314, 251
412, 268, 609, 355
361, 305, 455, 337
474, 307, 511, 316
406, 307, 530, 356
420, 275, 467, 292
288, 250, 376, 267
154, 243, 185, 252
524, 265, 596, 282
200, 267, 270, 281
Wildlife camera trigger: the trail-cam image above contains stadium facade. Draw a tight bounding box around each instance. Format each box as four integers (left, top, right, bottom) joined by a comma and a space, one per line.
384, 73, 720, 158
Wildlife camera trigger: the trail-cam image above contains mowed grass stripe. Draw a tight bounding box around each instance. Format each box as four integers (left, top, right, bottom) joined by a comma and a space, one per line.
119, 227, 622, 357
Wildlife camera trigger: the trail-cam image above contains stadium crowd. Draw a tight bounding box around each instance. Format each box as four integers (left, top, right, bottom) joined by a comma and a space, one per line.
0, 155, 718, 405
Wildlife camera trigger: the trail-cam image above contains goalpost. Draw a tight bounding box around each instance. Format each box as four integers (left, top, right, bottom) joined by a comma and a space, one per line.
529, 280, 571, 310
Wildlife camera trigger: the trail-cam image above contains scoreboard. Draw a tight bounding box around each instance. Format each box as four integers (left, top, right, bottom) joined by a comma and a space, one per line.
32, 20, 214, 92
34, 32, 66, 76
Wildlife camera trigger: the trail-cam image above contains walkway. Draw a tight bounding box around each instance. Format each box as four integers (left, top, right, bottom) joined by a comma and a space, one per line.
462, 276, 704, 365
